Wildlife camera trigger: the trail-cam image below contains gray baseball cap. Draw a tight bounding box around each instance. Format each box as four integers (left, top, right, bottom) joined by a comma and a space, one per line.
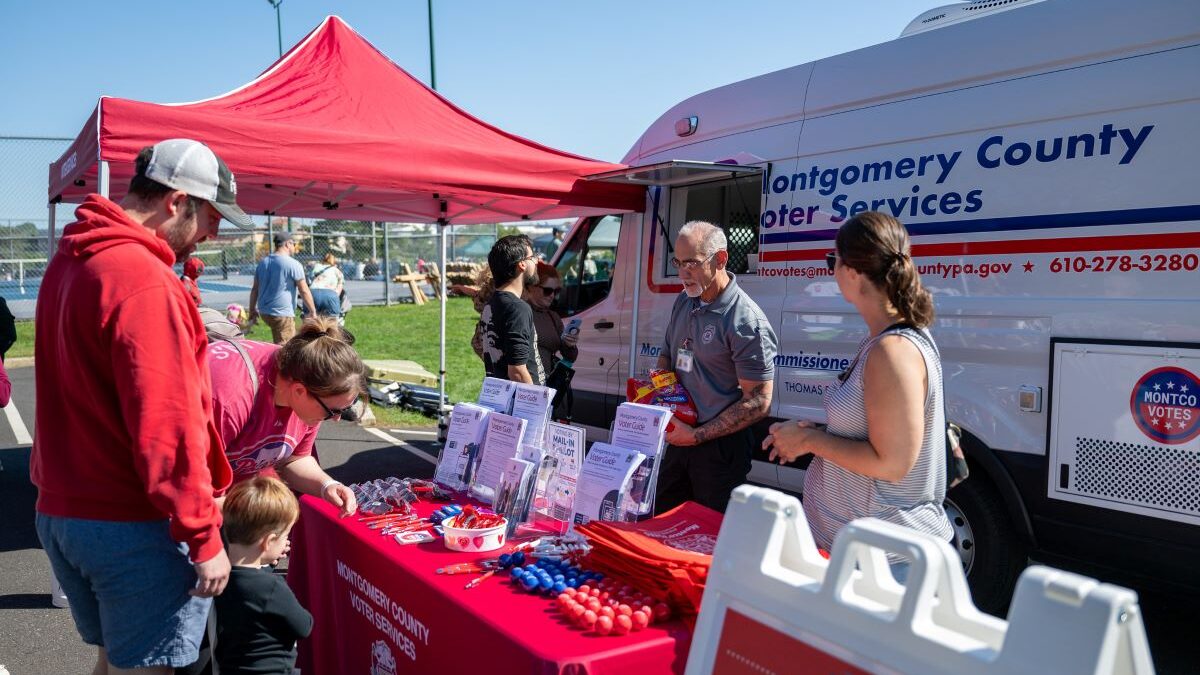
145, 139, 254, 230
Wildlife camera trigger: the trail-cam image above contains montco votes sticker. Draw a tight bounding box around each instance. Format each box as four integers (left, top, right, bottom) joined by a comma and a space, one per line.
1129, 367, 1200, 445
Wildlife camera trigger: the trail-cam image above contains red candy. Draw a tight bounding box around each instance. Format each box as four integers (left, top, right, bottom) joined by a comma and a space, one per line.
631, 611, 649, 630
578, 584, 591, 595
571, 603, 586, 620
599, 606, 615, 619
637, 607, 654, 625
653, 603, 671, 621
617, 604, 632, 616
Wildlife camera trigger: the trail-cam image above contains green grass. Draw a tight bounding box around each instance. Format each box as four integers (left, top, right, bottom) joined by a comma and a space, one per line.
10, 297, 484, 428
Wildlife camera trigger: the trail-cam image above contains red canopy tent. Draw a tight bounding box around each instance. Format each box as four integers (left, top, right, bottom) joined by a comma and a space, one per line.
48, 15, 641, 222
47, 14, 645, 404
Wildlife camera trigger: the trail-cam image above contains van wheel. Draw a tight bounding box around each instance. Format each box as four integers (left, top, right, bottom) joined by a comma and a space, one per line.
944, 474, 1027, 616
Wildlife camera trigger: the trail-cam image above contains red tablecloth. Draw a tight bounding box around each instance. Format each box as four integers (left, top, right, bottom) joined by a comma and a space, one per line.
289, 496, 692, 674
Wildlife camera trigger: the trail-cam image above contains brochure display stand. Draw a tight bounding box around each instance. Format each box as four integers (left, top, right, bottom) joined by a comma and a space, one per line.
609, 402, 672, 518
687, 485, 1156, 675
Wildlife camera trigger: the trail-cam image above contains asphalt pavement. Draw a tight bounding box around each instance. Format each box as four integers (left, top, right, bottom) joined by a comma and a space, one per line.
0, 362, 1195, 673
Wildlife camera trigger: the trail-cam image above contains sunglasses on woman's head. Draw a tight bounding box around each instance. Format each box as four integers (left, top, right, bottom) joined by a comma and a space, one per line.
825, 251, 838, 272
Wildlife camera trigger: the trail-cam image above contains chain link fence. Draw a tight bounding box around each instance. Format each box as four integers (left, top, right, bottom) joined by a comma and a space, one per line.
0, 134, 555, 318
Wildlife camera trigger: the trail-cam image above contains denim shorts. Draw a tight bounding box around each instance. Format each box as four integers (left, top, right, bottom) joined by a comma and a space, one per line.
36, 514, 211, 668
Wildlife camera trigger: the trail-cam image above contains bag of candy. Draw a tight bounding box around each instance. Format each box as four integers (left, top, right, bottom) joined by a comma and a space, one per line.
626, 370, 698, 427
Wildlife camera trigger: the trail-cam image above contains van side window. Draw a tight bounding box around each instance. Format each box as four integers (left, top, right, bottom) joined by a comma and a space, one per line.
664, 174, 762, 276
555, 215, 621, 316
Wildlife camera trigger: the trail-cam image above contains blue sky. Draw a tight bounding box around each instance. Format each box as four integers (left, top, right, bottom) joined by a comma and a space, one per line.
0, 0, 941, 220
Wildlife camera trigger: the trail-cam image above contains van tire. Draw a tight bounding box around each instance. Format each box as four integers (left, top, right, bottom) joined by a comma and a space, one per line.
944, 473, 1027, 616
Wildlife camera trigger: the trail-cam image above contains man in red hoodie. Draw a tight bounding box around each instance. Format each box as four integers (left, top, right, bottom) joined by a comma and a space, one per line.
32, 138, 254, 673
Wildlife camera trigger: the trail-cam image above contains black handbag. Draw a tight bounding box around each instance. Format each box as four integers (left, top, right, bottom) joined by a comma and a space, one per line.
545, 358, 576, 421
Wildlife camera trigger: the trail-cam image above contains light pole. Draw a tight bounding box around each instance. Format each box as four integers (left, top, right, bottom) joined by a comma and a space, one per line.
267, 0, 283, 58
427, 0, 437, 90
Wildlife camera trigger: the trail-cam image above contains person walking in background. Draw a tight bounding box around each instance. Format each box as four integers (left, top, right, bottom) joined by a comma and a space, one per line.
32, 138, 253, 673
208, 316, 363, 517
214, 477, 313, 675
307, 252, 345, 319
481, 234, 544, 385
543, 226, 564, 260
180, 256, 205, 306
0, 296, 15, 361
654, 221, 778, 514
763, 211, 953, 580
248, 232, 316, 344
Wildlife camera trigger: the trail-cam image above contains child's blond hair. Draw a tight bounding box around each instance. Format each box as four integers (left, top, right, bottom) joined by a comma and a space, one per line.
223, 476, 300, 546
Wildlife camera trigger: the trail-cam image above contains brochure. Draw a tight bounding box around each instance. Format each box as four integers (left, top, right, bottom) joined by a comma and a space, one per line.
469, 412, 527, 502
571, 442, 646, 526
477, 377, 518, 414
433, 402, 491, 491
544, 422, 585, 522
493, 457, 537, 537
609, 402, 673, 516
510, 382, 556, 448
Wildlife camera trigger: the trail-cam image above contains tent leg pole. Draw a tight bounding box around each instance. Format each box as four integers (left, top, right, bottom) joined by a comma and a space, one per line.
48, 202, 57, 261
438, 218, 448, 413
383, 222, 391, 306
98, 160, 110, 199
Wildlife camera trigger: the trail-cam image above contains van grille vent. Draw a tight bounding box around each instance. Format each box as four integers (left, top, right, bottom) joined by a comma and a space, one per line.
1072, 437, 1200, 516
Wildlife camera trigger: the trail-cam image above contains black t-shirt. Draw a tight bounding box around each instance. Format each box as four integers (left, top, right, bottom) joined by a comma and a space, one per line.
481, 290, 544, 384
214, 566, 314, 675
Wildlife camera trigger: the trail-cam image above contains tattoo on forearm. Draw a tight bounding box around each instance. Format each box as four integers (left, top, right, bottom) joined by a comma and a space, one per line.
694, 382, 770, 444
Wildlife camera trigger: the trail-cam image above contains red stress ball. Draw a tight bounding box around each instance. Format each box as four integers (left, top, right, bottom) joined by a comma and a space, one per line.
599, 606, 615, 619
637, 607, 654, 626
580, 609, 598, 630
595, 615, 614, 636
617, 603, 632, 617
653, 603, 671, 621
614, 614, 633, 635
631, 610, 649, 631
570, 603, 587, 621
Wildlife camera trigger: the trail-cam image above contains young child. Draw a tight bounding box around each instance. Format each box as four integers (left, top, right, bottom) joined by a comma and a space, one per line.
215, 476, 313, 674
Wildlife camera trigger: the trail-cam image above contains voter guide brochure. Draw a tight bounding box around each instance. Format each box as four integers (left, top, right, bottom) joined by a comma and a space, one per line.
609, 402, 673, 515
546, 422, 585, 521
571, 442, 646, 526
477, 377, 518, 414
469, 412, 527, 502
510, 382, 556, 448
434, 402, 490, 490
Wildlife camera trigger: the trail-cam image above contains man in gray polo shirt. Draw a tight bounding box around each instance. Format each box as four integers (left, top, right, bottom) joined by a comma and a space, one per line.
655, 221, 778, 513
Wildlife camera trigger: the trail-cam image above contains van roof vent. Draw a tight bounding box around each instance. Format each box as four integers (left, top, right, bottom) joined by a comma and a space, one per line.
900, 0, 1045, 38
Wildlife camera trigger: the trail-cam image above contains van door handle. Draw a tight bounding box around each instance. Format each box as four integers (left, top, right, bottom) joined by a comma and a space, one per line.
593, 320, 615, 330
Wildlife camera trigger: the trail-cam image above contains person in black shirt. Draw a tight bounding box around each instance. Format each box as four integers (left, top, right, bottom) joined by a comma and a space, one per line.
215, 477, 313, 675
481, 234, 545, 384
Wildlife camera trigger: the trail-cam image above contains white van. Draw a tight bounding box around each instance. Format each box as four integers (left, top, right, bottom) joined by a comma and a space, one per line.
548, 0, 1200, 613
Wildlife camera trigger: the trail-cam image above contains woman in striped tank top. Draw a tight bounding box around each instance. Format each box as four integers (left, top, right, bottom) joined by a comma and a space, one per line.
763, 211, 952, 575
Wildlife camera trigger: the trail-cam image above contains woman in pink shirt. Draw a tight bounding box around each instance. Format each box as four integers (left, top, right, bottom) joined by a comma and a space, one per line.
208, 316, 366, 516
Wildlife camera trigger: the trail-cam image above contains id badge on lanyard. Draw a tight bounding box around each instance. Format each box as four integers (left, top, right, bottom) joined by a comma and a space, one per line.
676, 337, 695, 373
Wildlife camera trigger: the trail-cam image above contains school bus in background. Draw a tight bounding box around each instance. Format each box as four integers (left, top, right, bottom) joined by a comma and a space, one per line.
550, 0, 1200, 614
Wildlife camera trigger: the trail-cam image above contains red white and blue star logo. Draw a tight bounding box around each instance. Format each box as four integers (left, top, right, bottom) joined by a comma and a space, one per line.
1129, 367, 1200, 445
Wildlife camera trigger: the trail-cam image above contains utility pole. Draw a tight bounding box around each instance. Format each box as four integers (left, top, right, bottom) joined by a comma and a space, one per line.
427, 0, 437, 90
